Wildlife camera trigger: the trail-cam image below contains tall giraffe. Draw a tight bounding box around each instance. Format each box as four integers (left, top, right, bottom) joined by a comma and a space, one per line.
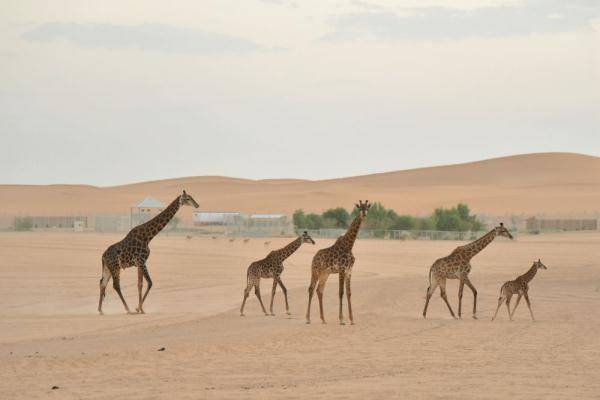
240, 231, 315, 316
423, 223, 513, 319
306, 200, 371, 325
492, 259, 547, 321
98, 191, 199, 315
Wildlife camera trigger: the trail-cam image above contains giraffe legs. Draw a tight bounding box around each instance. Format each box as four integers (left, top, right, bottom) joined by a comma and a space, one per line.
254, 283, 269, 316
504, 294, 513, 319
136, 266, 152, 314
240, 281, 252, 316
306, 273, 318, 324
269, 278, 277, 316
458, 280, 465, 318
317, 274, 330, 324
135, 267, 143, 313
276, 277, 290, 316
523, 292, 535, 321
509, 294, 522, 320
112, 271, 135, 314
491, 295, 504, 321
439, 281, 457, 319
338, 273, 345, 325
98, 264, 111, 315
422, 282, 438, 318
463, 276, 478, 319
345, 273, 354, 325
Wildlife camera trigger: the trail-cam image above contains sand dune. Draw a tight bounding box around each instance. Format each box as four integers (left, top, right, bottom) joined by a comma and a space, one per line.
1, 231, 599, 399
1, 152, 600, 217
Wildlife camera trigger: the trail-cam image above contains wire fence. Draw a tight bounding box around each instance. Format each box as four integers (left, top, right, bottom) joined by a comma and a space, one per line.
300, 229, 490, 241
6, 213, 600, 241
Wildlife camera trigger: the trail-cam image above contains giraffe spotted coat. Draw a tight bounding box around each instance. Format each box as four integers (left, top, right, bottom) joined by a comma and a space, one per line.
423, 223, 514, 319
240, 232, 315, 316
306, 200, 371, 325
98, 191, 199, 315
492, 259, 547, 321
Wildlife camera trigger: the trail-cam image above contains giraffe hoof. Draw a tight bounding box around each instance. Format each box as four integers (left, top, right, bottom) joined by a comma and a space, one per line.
127, 311, 137, 315
340, 322, 346, 326
98, 311, 104, 316
306, 320, 311, 324
472, 315, 478, 320
269, 313, 275, 316
240, 313, 245, 317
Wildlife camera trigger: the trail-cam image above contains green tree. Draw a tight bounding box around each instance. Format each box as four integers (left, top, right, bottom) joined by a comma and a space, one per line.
391, 215, 416, 230
432, 204, 484, 231
322, 207, 350, 228
293, 209, 306, 229
15, 216, 33, 231
304, 213, 323, 230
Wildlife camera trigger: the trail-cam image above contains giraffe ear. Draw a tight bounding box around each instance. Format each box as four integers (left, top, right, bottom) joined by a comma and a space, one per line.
183, 190, 187, 195
499, 222, 504, 227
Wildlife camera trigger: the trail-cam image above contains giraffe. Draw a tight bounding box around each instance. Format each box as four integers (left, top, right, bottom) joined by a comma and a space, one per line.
306, 200, 371, 325
492, 259, 547, 321
423, 223, 513, 319
98, 191, 199, 315
240, 231, 315, 316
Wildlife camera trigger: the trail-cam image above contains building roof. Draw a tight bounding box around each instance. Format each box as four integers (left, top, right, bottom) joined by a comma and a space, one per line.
193, 212, 242, 222
133, 197, 165, 209
250, 214, 286, 219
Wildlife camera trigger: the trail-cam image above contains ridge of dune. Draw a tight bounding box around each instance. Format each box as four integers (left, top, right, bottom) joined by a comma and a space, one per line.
0, 152, 599, 216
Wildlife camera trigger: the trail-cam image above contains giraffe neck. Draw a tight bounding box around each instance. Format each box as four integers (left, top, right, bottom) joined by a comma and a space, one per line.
461, 229, 497, 259
518, 264, 538, 283
271, 236, 303, 263
337, 213, 364, 252
134, 196, 182, 242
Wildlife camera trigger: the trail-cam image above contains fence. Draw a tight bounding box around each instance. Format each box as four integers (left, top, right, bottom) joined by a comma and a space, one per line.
301, 229, 491, 241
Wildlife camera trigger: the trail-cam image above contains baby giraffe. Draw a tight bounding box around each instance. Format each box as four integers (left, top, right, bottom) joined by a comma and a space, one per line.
492, 259, 547, 321
240, 231, 315, 316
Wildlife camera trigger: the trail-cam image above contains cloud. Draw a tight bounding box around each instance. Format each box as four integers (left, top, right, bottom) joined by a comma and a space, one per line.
322, 0, 600, 42
22, 22, 262, 54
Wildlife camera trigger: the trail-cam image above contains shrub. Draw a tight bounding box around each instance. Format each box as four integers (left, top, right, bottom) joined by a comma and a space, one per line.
15, 216, 33, 231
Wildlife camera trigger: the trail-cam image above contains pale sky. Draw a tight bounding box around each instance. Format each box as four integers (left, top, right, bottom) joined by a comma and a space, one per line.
1, 0, 599, 185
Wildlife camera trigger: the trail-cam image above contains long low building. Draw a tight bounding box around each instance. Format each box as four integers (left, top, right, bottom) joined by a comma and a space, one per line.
526, 217, 598, 232
193, 212, 245, 226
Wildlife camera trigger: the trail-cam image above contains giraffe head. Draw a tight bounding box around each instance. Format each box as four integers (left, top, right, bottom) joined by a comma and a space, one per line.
533, 258, 547, 270
300, 231, 316, 245
494, 222, 513, 239
355, 200, 372, 218
179, 190, 199, 208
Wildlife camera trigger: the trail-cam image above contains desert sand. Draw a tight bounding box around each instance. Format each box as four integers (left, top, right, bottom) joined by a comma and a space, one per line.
1, 231, 599, 399
1, 152, 600, 217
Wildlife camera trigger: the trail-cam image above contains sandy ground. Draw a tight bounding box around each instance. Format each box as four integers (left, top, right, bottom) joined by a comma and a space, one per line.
2, 153, 600, 216
1, 231, 600, 399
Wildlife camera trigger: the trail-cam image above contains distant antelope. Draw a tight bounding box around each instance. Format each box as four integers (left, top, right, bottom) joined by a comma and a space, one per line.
264, 241, 271, 246
492, 259, 547, 321
229, 238, 235, 243
186, 235, 193, 240
244, 238, 250, 244
211, 236, 217, 240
